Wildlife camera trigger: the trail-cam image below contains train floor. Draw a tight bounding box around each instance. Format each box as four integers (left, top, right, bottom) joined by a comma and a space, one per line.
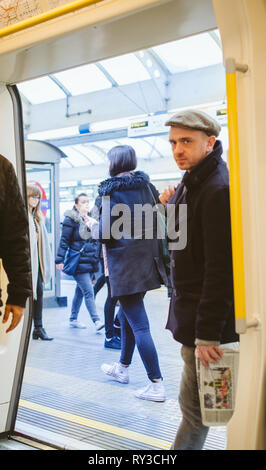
15, 280, 227, 450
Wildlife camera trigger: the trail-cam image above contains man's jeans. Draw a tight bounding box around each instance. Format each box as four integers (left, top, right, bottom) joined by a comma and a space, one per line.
71, 272, 100, 323
172, 345, 209, 450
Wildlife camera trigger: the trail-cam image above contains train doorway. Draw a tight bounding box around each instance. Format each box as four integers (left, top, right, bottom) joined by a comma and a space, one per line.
13, 28, 228, 449
1, 0, 265, 452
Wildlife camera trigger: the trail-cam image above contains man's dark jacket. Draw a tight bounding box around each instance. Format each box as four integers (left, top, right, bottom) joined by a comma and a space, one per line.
0, 154, 32, 307
166, 140, 239, 347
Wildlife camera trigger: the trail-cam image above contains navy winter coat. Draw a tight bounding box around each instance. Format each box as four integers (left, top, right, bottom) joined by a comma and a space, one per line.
97, 171, 167, 297
55, 208, 99, 274
166, 140, 239, 347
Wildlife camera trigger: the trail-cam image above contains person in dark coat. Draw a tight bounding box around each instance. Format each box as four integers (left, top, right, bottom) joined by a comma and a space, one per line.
86, 145, 166, 402
0, 154, 32, 332
55, 193, 104, 332
91, 195, 121, 350
160, 109, 239, 449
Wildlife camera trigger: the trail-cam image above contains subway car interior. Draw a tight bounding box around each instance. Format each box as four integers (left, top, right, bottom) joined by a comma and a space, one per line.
0, 0, 265, 452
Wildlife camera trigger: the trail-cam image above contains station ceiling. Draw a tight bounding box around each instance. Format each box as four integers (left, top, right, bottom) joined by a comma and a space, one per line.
18, 29, 223, 169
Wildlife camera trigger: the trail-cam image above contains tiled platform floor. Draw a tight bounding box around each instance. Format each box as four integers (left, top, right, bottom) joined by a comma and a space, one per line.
16, 280, 227, 450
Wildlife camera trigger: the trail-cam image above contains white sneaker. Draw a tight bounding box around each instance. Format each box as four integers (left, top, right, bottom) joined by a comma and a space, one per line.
95, 320, 105, 332
101, 362, 129, 384
69, 320, 86, 329
134, 381, 166, 402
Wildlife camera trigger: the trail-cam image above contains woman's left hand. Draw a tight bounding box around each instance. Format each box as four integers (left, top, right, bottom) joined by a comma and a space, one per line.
85, 215, 98, 229
56, 263, 64, 271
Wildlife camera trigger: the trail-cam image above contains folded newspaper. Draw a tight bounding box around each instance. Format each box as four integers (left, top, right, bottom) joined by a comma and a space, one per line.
195, 343, 239, 426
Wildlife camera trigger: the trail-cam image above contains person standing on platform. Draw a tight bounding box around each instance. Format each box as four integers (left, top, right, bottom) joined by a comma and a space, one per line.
0, 154, 32, 332
160, 110, 238, 449
86, 145, 167, 402
56, 193, 104, 332
27, 183, 53, 341
91, 196, 121, 350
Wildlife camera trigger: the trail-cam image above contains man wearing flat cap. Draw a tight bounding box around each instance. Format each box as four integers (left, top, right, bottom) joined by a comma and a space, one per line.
160, 109, 238, 450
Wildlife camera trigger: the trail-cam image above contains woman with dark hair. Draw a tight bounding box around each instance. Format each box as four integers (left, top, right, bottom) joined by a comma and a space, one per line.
86, 145, 166, 402
27, 183, 53, 341
56, 193, 104, 332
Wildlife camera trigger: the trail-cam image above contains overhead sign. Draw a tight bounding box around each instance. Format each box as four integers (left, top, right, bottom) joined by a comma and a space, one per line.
216, 108, 227, 116
128, 114, 168, 138
130, 121, 149, 130
216, 108, 227, 125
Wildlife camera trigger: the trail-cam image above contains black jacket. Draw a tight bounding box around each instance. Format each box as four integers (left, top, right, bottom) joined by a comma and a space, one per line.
55, 208, 99, 274
166, 141, 239, 347
0, 154, 32, 307
97, 171, 166, 297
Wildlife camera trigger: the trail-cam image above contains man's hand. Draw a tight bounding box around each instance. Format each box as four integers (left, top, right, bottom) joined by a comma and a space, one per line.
159, 185, 176, 206
196, 345, 223, 368
2, 304, 24, 333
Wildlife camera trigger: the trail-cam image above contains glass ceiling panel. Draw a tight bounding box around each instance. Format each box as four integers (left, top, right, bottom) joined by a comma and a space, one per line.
144, 136, 172, 158
118, 138, 154, 159
75, 144, 106, 165
95, 138, 164, 160
60, 138, 173, 167
93, 140, 122, 153
53, 64, 111, 96
60, 158, 73, 168
60, 147, 92, 167
152, 31, 223, 74
100, 53, 150, 86
18, 77, 66, 104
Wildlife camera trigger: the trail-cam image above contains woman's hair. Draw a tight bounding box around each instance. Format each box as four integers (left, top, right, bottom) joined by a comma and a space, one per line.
74, 193, 89, 204
108, 145, 137, 177
27, 183, 43, 223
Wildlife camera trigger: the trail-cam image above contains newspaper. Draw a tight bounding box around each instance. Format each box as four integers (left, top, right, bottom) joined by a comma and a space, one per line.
195, 343, 239, 426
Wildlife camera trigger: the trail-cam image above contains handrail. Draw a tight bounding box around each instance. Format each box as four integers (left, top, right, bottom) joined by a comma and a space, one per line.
225, 58, 252, 334
0, 0, 103, 39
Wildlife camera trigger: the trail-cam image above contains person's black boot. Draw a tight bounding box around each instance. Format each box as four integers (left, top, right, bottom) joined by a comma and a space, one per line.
104, 336, 121, 350
32, 327, 54, 341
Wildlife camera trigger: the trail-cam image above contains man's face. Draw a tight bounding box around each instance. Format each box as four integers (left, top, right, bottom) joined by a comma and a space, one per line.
169, 127, 216, 171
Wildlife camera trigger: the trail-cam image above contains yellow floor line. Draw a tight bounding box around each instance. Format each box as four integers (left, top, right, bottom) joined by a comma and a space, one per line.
19, 400, 171, 450
12, 435, 56, 450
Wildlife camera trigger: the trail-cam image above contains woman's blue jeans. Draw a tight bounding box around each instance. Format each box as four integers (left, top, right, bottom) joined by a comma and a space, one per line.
71, 272, 100, 323
118, 292, 162, 382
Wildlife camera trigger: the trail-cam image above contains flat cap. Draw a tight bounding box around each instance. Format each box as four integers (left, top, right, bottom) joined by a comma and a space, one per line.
165, 109, 221, 137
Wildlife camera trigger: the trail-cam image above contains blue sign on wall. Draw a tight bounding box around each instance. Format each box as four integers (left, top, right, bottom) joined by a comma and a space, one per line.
41, 199, 50, 211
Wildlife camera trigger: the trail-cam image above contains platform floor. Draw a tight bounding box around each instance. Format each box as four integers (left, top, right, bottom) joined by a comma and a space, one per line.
16, 280, 227, 450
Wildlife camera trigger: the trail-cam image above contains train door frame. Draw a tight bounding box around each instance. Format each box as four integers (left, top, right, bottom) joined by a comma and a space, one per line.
0, 0, 265, 450
0, 85, 32, 438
